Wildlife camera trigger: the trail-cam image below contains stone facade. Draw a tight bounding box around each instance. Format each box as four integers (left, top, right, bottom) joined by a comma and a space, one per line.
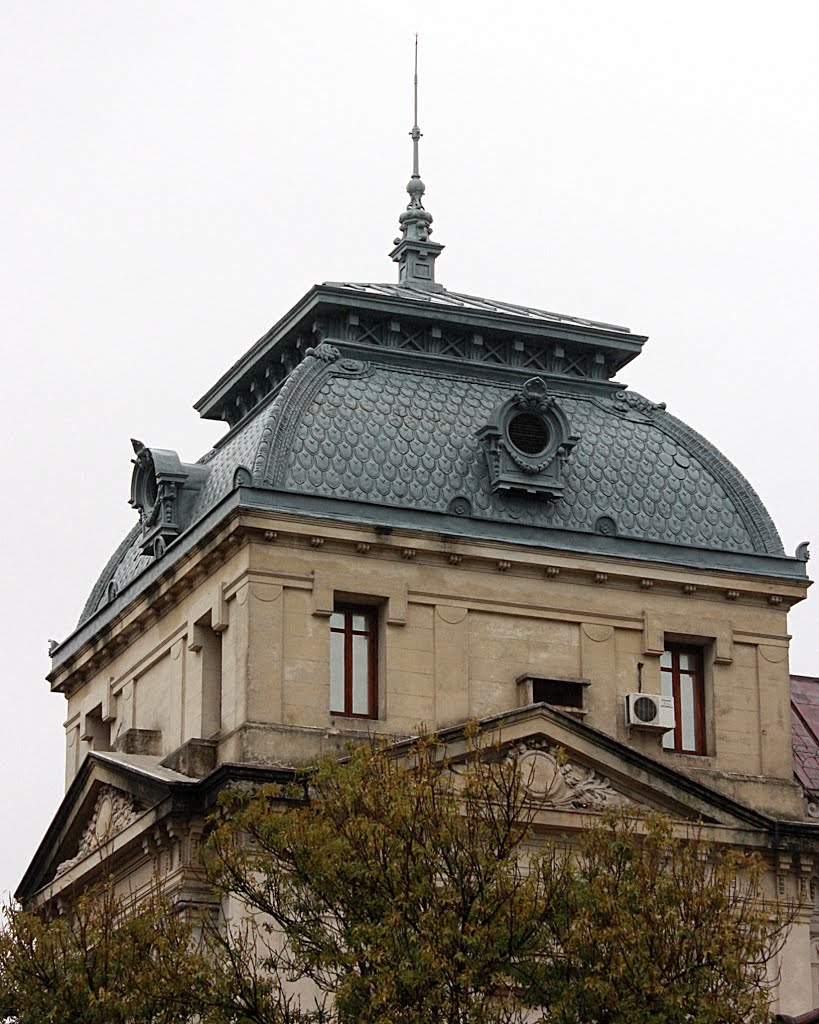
57, 523, 803, 813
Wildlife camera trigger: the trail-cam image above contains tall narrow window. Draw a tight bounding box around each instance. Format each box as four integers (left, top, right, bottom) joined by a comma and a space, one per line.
329, 605, 378, 719
661, 644, 706, 755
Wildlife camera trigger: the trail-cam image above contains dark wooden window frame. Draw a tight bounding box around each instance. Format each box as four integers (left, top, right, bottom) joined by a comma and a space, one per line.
330, 604, 378, 719
661, 643, 706, 755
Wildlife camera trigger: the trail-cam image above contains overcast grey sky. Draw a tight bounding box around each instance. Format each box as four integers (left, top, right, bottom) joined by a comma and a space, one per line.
1, 0, 817, 898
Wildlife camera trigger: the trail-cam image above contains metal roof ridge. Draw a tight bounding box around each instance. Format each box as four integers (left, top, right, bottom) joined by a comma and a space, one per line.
321, 280, 632, 334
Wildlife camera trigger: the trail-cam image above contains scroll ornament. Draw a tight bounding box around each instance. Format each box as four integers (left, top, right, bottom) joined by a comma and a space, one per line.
511, 739, 623, 811
55, 787, 141, 876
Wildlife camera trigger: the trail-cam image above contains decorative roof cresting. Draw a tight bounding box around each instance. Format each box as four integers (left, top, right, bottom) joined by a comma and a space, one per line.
390, 36, 444, 292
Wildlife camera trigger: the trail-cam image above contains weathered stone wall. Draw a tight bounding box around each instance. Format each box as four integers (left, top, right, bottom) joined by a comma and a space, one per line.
60, 517, 802, 819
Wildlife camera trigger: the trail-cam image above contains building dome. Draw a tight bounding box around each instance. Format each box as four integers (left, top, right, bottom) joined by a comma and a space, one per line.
76, 281, 799, 631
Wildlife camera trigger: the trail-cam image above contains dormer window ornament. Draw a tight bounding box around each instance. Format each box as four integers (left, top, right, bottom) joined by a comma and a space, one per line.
477, 378, 579, 498
129, 440, 209, 558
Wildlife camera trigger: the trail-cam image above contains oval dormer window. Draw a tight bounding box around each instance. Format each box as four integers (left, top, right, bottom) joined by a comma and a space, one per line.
508, 412, 550, 456
476, 377, 579, 498
143, 470, 158, 511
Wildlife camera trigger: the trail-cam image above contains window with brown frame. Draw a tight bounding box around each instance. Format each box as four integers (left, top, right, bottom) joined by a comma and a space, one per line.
660, 644, 706, 755
329, 605, 378, 719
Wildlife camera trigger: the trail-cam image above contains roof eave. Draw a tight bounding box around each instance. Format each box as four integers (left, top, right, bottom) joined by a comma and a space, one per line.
193, 284, 326, 417
51, 486, 810, 681
194, 283, 647, 422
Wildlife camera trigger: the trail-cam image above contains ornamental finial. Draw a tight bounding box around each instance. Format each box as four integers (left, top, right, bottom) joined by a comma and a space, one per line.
389, 35, 445, 291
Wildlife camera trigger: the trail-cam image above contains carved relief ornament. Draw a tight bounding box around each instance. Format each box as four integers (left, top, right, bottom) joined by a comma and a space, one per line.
510, 739, 624, 811
476, 377, 579, 498
54, 786, 142, 876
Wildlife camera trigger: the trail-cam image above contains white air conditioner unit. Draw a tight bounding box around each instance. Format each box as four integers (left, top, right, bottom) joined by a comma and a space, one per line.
625, 692, 675, 731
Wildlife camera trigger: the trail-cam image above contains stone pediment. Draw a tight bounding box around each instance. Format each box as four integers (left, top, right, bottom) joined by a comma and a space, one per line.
17, 751, 199, 902
437, 704, 784, 831
18, 753, 296, 905
54, 785, 144, 877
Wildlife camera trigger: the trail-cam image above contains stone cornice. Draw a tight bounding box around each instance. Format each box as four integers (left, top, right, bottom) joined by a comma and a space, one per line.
21, 717, 819, 907
48, 492, 808, 698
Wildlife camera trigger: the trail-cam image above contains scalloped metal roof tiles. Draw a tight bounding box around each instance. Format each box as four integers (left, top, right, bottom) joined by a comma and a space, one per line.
78, 349, 785, 628
258, 358, 781, 554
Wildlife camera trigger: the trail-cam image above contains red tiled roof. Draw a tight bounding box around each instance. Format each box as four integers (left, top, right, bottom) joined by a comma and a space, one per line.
777, 1008, 819, 1023
791, 675, 819, 793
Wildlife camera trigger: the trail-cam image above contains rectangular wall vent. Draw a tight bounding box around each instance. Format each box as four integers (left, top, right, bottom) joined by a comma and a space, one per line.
517, 675, 590, 714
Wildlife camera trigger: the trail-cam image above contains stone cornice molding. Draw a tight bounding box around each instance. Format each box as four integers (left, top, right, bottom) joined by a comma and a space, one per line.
49, 505, 806, 696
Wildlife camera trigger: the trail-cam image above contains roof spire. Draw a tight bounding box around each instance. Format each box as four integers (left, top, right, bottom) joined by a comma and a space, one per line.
390, 34, 445, 291
412, 33, 420, 178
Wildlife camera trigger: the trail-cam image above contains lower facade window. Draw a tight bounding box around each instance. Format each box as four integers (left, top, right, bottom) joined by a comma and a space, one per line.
329, 605, 378, 718
661, 644, 706, 755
